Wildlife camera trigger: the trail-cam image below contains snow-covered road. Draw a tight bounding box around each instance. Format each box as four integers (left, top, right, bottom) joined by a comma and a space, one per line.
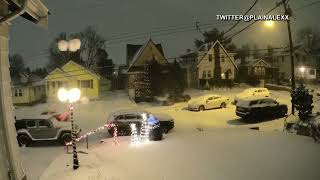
16, 88, 320, 179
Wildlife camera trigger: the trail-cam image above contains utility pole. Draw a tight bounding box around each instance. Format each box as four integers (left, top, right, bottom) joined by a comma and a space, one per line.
282, 0, 295, 115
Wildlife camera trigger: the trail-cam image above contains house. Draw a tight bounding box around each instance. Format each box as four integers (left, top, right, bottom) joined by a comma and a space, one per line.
179, 50, 198, 88
264, 45, 319, 81
237, 57, 279, 82
44, 61, 107, 101
196, 41, 237, 83
11, 73, 46, 105
126, 38, 169, 98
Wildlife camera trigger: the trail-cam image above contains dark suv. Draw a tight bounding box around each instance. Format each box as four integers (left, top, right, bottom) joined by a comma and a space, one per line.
15, 115, 81, 146
106, 109, 174, 136
236, 97, 287, 122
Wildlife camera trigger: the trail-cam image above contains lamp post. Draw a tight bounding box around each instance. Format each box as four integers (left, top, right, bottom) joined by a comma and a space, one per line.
58, 88, 81, 170
58, 38, 81, 60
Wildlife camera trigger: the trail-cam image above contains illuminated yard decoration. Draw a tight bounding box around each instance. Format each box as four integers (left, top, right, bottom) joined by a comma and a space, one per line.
140, 113, 150, 142
130, 123, 139, 144
65, 123, 118, 146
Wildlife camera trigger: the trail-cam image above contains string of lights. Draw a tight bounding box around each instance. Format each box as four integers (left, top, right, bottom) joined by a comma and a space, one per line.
65, 123, 117, 146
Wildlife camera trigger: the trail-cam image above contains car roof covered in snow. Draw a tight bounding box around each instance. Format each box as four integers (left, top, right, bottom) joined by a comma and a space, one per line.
109, 108, 149, 116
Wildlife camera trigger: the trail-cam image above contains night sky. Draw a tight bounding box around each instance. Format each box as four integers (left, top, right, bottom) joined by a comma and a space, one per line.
9, 0, 320, 69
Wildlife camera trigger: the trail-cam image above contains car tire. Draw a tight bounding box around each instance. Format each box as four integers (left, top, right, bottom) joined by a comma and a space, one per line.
279, 108, 287, 118
198, 105, 205, 111
220, 102, 227, 108
59, 132, 72, 145
17, 134, 31, 147
162, 126, 169, 134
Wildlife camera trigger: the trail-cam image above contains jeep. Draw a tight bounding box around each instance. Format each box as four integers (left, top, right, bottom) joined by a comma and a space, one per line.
15, 115, 81, 146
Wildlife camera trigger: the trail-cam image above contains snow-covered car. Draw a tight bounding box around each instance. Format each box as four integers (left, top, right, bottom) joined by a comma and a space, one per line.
236, 97, 287, 121
106, 109, 174, 136
188, 94, 230, 111
234, 88, 270, 105
14, 115, 81, 146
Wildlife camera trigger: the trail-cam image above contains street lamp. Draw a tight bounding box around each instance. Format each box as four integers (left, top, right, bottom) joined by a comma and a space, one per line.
264, 20, 274, 28
58, 88, 81, 170
58, 38, 81, 62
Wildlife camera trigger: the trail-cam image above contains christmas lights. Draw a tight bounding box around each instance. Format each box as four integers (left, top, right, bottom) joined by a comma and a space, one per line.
130, 123, 139, 144
140, 113, 150, 142
65, 123, 117, 146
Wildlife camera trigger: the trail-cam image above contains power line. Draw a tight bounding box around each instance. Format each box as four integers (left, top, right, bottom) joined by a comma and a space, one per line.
224, 0, 259, 35
225, 1, 283, 41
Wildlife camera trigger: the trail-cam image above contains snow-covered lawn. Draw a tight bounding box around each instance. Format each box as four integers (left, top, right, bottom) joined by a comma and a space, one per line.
40, 129, 320, 180
16, 88, 320, 179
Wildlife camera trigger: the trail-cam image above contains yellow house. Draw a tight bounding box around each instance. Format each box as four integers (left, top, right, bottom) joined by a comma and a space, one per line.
44, 61, 105, 101
11, 73, 46, 105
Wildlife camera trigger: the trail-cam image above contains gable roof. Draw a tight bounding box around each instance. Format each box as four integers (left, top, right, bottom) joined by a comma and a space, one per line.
197, 40, 238, 69
127, 41, 164, 65
127, 38, 168, 73
45, 60, 101, 80
12, 73, 43, 87
245, 58, 271, 67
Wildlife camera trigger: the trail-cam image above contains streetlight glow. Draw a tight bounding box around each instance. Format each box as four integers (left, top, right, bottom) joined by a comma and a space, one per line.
68, 88, 81, 103
299, 66, 305, 73
264, 20, 274, 27
58, 40, 69, 52
57, 88, 81, 103
57, 88, 68, 102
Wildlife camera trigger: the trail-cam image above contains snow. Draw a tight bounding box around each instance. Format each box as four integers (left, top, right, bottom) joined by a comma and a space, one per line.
39, 129, 320, 180
15, 87, 320, 180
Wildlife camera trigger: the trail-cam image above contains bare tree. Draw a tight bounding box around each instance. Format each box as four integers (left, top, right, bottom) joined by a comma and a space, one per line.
78, 26, 106, 69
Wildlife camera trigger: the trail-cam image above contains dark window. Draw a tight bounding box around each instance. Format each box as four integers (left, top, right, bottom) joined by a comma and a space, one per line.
57, 81, 63, 88
221, 55, 225, 63
39, 120, 51, 128
80, 80, 93, 89
203, 71, 206, 78
116, 115, 125, 120
125, 114, 137, 120
310, 69, 315, 75
281, 56, 284, 62
52, 82, 55, 89
26, 120, 36, 128
260, 99, 270, 104
249, 100, 259, 106
47, 82, 50, 91
207, 70, 211, 78
208, 54, 212, 62
15, 89, 22, 97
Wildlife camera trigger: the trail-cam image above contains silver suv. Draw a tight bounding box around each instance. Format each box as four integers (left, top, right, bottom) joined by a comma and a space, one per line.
15, 115, 81, 146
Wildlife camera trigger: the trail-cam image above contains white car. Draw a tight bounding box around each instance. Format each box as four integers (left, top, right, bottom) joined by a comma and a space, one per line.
234, 88, 270, 105
188, 94, 230, 111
